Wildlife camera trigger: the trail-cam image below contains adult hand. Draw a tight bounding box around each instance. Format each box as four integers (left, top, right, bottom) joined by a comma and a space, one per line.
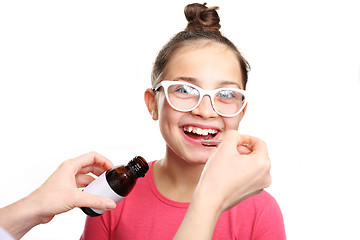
198, 130, 272, 212
30, 151, 117, 224
174, 130, 272, 240
0, 152, 116, 239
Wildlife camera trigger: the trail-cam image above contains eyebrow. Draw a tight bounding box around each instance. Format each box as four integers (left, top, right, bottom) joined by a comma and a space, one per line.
218, 81, 242, 89
173, 76, 197, 83
172, 76, 242, 89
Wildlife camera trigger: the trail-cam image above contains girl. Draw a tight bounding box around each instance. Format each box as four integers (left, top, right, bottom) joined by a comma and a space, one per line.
81, 3, 285, 239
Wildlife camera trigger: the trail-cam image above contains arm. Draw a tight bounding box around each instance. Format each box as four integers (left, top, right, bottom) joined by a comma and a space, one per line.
0, 152, 116, 240
174, 130, 272, 240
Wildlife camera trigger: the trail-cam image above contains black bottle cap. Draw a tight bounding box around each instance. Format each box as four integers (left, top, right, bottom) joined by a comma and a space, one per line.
129, 156, 149, 178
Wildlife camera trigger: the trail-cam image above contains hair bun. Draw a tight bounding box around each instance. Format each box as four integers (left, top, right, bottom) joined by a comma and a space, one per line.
184, 3, 221, 33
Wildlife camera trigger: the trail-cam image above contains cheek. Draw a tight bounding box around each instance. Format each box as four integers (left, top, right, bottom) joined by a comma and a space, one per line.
223, 114, 243, 130
157, 95, 181, 131
157, 94, 172, 121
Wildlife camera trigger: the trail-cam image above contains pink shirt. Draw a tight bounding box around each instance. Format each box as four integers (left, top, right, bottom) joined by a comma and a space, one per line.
80, 161, 286, 239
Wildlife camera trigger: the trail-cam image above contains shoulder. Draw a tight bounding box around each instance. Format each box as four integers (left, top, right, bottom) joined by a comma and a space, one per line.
225, 191, 286, 238
232, 190, 283, 219
214, 191, 285, 239
243, 190, 279, 209
239, 191, 286, 239
224, 190, 281, 217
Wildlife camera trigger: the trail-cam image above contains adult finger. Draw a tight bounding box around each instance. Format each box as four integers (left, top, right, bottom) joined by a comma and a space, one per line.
77, 165, 111, 176
237, 145, 252, 155
74, 191, 116, 211
75, 174, 96, 188
238, 135, 268, 156
69, 152, 114, 174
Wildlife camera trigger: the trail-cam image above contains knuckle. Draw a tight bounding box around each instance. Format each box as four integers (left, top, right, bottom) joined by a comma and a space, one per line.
259, 158, 271, 172
59, 158, 73, 169
265, 159, 271, 171
87, 151, 98, 157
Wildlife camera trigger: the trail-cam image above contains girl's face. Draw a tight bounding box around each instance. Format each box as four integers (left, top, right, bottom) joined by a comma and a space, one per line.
146, 42, 246, 165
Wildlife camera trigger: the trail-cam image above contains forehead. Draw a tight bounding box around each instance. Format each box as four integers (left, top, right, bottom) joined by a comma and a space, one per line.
163, 42, 244, 89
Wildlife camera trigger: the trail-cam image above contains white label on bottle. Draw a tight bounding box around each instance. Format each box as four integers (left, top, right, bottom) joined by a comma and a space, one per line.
83, 172, 125, 215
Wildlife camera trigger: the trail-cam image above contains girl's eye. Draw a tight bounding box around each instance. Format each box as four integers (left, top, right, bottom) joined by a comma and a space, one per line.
175, 85, 198, 95
217, 90, 236, 99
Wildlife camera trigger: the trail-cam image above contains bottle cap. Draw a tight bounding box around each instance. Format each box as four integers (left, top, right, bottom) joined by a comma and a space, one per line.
129, 156, 149, 178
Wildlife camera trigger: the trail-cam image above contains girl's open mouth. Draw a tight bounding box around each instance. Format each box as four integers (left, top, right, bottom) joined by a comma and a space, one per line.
182, 126, 219, 141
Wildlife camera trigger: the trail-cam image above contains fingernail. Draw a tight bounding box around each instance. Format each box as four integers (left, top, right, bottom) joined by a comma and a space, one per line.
106, 201, 116, 210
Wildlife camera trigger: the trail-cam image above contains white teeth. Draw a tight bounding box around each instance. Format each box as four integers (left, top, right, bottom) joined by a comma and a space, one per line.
183, 126, 218, 136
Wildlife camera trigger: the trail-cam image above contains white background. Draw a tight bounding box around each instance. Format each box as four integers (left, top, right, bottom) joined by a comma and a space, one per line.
1, 0, 359, 239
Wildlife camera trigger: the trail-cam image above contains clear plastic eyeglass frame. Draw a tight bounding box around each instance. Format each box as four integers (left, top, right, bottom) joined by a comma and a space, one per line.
153, 80, 248, 117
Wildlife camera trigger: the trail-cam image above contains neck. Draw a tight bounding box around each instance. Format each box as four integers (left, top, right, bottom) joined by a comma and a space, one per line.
153, 147, 205, 202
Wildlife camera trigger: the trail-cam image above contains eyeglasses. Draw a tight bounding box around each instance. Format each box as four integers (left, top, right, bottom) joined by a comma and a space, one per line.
153, 80, 247, 117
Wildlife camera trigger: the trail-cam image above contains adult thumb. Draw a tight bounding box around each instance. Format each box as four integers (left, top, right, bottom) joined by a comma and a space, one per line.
76, 191, 116, 211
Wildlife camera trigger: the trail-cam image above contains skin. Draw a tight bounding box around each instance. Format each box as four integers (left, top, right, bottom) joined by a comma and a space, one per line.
0, 43, 271, 240
174, 131, 271, 240
0, 152, 116, 240
145, 42, 247, 202
144, 41, 271, 240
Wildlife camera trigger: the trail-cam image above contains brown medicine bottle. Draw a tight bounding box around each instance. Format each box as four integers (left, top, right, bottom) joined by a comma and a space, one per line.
81, 156, 149, 217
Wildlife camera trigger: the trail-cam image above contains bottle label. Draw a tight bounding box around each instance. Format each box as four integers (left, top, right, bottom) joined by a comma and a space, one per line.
83, 172, 125, 215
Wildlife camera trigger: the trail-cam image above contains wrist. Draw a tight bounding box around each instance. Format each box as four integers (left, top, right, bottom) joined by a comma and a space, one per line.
190, 192, 223, 221
0, 195, 45, 239
173, 189, 223, 240
192, 182, 227, 215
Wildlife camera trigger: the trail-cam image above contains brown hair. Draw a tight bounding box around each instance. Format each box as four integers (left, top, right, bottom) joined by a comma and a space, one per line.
151, 3, 250, 89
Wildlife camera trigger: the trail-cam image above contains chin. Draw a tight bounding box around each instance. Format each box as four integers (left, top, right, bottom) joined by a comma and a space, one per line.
182, 151, 212, 165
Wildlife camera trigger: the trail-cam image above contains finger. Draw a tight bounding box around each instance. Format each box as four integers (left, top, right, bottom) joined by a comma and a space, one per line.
237, 145, 252, 155
75, 191, 116, 211
221, 130, 242, 148
75, 174, 96, 188
77, 165, 110, 176
238, 135, 268, 156
221, 131, 252, 152
237, 134, 255, 147
70, 152, 114, 174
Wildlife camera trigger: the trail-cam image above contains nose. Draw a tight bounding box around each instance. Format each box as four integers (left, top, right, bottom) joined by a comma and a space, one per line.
190, 95, 218, 118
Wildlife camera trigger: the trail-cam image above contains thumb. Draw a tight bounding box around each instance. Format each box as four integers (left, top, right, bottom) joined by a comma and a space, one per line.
75, 191, 116, 211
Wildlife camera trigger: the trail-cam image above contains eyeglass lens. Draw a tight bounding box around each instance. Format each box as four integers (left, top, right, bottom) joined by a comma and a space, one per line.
167, 83, 245, 116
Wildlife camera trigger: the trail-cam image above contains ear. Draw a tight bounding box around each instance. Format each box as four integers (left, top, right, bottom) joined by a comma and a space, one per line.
144, 88, 158, 120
